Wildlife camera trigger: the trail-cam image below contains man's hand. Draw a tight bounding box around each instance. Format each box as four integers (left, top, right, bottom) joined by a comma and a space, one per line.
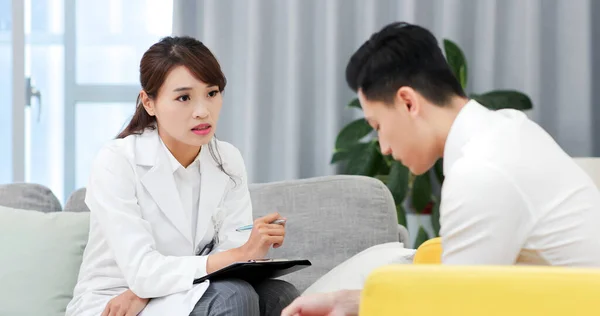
101, 289, 149, 316
281, 290, 361, 316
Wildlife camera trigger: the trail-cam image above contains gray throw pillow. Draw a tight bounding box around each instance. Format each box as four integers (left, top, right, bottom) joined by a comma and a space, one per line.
0, 183, 62, 212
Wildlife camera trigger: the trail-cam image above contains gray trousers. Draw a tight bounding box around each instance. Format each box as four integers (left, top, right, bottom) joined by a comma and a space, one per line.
190, 279, 300, 316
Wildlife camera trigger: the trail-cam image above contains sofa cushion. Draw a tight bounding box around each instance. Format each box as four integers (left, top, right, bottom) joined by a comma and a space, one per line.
63, 175, 400, 292
64, 188, 89, 212
251, 175, 399, 292
0, 205, 90, 316
303, 242, 415, 294
0, 183, 62, 212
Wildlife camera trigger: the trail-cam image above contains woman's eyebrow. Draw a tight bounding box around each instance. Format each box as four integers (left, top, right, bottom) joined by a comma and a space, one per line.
173, 87, 192, 92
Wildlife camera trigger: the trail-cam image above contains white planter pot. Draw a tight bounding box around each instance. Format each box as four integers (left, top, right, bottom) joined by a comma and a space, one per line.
405, 213, 436, 249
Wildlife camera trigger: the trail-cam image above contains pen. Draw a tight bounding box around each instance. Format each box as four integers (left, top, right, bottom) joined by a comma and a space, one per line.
236, 219, 286, 232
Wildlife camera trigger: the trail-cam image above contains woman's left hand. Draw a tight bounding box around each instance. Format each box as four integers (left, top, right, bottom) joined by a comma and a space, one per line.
101, 289, 149, 316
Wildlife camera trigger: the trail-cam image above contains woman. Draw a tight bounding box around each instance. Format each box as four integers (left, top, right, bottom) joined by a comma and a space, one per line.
65, 36, 300, 316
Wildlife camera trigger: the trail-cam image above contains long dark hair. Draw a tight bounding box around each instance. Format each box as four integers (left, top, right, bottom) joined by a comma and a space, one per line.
118, 36, 235, 182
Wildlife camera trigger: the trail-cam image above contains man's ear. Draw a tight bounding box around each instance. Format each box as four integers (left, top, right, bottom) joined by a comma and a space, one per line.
140, 90, 155, 116
396, 87, 420, 115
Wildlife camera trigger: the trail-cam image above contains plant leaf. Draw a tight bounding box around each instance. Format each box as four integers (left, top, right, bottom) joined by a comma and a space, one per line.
414, 226, 430, 249
459, 65, 467, 90
375, 174, 389, 184
334, 142, 367, 166
470, 90, 533, 111
387, 161, 409, 205
433, 158, 444, 184
408, 172, 417, 190
443, 39, 468, 89
377, 159, 391, 175
343, 141, 381, 176
396, 203, 407, 228
383, 155, 395, 167
330, 149, 349, 164
334, 118, 373, 150
331, 140, 376, 164
348, 98, 361, 110
372, 143, 390, 174
431, 199, 440, 237
411, 174, 432, 212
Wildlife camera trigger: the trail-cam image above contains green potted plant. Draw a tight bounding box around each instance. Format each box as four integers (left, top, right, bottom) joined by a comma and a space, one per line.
331, 39, 533, 248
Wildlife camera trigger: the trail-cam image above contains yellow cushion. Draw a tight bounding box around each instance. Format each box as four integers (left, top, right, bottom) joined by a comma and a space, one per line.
360, 264, 600, 315
413, 237, 442, 264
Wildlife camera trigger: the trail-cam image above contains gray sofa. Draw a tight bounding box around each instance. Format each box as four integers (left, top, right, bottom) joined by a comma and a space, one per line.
0, 175, 408, 314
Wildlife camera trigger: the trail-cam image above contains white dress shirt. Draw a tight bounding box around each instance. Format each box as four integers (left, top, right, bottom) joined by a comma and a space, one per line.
160, 140, 201, 243
440, 100, 600, 266
160, 139, 217, 280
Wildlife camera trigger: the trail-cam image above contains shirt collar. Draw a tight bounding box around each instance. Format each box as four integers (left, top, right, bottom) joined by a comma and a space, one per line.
160, 138, 201, 173
442, 99, 496, 175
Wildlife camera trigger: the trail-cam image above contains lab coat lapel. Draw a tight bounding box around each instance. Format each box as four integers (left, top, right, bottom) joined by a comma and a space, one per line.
137, 130, 193, 244
194, 140, 230, 247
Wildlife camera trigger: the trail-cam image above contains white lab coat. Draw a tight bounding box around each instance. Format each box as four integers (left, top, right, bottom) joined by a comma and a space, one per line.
65, 128, 252, 316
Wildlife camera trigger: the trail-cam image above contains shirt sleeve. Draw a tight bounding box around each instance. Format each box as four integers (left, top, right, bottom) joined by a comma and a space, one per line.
439, 158, 533, 265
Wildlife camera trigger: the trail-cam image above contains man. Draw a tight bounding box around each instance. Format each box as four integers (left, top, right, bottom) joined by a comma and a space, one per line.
282, 21, 600, 316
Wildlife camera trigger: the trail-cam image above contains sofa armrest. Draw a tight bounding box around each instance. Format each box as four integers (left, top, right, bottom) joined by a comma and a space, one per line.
359, 264, 600, 315
397, 224, 409, 246
412, 237, 442, 263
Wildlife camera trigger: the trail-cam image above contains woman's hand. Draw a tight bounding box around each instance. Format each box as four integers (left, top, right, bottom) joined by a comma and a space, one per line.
101, 289, 149, 316
207, 213, 286, 273
239, 212, 286, 259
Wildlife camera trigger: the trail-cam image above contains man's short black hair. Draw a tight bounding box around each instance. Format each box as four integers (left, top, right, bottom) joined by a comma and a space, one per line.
346, 22, 466, 105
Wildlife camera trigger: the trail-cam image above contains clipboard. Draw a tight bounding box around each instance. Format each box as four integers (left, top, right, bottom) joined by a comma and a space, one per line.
193, 259, 311, 284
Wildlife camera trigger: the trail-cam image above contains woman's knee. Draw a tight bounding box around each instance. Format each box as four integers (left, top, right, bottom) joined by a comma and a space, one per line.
216, 279, 260, 313
192, 279, 260, 316
256, 279, 300, 311
271, 279, 300, 305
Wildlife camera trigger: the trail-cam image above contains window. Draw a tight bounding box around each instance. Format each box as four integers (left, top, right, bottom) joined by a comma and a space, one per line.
74, 102, 135, 189
70, 0, 173, 196
0, 0, 12, 184
3, 0, 173, 203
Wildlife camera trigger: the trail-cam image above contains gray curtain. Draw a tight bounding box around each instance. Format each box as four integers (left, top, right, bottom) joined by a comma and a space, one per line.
174, 0, 596, 184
